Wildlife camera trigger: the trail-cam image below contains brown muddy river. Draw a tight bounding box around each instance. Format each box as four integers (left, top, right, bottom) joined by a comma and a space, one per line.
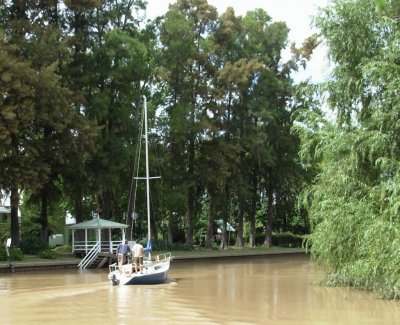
0, 255, 399, 324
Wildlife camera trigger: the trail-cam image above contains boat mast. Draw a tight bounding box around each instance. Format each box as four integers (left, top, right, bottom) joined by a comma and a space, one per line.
143, 96, 151, 243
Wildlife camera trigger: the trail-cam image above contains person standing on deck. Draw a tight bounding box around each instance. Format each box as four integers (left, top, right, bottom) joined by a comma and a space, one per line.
116, 240, 131, 269
132, 241, 144, 274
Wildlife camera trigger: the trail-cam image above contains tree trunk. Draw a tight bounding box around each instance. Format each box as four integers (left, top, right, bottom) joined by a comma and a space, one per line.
168, 209, 173, 245
249, 169, 257, 247
220, 188, 229, 250
220, 221, 228, 250
40, 187, 49, 244
101, 189, 112, 219
235, 202, 244, 248
264, 174, 273, 247
74, 186, 85, 241
205, 191, 215, 249
74, 186, 83, 223
185, 138, 195, 248
10, 186, 20, 247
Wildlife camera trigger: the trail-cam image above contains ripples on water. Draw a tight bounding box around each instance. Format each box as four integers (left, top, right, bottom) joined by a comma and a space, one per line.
0, 255, 399, 324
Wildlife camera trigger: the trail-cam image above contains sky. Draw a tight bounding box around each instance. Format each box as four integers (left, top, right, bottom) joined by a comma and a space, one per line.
145, 0, 330, 83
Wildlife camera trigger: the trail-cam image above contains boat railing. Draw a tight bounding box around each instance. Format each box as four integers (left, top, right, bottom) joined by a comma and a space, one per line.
150, 252, 173, 265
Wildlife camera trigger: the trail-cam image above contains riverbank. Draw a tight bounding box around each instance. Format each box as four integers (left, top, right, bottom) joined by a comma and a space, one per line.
0, 246, 306, 273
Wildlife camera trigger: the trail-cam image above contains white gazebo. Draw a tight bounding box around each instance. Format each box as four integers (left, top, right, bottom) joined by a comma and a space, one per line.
68, 217, 128, 269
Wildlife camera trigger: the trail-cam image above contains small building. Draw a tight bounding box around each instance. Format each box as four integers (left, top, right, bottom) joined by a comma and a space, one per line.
212, 219, 236, 244
48, 234, 64, 248
68, 216, 128, 269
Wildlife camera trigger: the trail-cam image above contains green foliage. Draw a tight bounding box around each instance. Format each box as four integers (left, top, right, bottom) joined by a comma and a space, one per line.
1, 0, 312, 275
0, 247, 24, 261
20, 237, 48, 255
295, 0, 400, 298
243, 231, 303, 247
39, 249, 57, 259
20, 218, 47, 254
0, 248, 7, 261
153, 241, 191, 251
0, 222, 10, 244
273, 233, 304, 248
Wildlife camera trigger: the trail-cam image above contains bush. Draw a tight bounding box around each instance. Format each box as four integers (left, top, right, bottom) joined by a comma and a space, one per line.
272, 232, 304, 248
20, 236, 48, 254
11, 248, 24, 260
0, 222, 10, 244
0, 248, 7, 261
153, 241, 191, 251
1, 247, 24, 261
40, 249, 57, 259
53, 245, 72, 254
243, 232, 304, 247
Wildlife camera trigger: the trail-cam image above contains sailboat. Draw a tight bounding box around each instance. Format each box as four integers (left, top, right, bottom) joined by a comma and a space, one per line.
108, 96, 172, 285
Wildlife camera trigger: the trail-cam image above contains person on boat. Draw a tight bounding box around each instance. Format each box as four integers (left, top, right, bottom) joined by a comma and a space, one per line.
132, 241, 144, 274
116, 240, 131, 269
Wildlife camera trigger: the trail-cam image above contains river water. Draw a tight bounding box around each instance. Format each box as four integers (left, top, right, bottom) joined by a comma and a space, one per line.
0, 255, 399, 324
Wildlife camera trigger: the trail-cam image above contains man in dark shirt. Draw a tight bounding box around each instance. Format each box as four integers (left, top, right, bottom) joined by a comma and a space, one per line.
116, 240, 131, 269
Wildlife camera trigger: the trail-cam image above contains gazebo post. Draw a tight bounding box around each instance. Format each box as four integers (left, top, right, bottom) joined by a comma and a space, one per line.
85, 229, 88, 253
109, 228, 112, 253
97, 228, 101, 252
72, 230, 75, 253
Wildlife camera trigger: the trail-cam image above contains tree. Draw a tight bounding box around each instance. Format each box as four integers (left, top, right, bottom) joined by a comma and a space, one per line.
0, 1, 60, 247
158, 0, 219, 247
0, 37, 36, 247
0, 1, 97, 245
295, 0, 400, 298
64, 0, 149, 226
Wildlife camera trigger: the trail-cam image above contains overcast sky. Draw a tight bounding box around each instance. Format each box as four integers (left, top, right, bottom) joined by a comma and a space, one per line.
146, 0, 330, 83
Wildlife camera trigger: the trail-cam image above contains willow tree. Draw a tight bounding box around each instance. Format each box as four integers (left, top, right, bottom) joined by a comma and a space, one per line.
295, 0, 400, 298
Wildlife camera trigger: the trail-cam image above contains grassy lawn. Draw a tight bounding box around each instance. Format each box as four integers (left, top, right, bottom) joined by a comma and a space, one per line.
0, 245, 305, 266
157, 245, 305, 258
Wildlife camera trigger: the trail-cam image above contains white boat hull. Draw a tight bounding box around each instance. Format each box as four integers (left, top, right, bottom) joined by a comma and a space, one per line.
108, 253, 172, 285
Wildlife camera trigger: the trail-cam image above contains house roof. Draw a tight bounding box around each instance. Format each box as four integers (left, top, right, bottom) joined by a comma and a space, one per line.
68, 217, 128, 230
0, 206, 10, 214
215, 219, 235, 232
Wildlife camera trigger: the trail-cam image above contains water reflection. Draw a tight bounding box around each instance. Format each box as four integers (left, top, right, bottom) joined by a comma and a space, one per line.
0, 255, 399, 324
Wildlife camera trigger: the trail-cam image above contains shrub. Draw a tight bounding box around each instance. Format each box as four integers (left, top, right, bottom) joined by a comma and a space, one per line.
272, 232, 304, 248
0, 248, 7, 261
40, 249, 57, 259
0, 248, 21, 261
243, 232, 304, 247
20, 236, 47, 254
0, 222, 10, 244
153, 241, 191, 251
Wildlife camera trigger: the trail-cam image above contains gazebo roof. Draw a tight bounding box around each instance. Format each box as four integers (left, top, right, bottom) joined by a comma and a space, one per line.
68, 217, 128, 230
